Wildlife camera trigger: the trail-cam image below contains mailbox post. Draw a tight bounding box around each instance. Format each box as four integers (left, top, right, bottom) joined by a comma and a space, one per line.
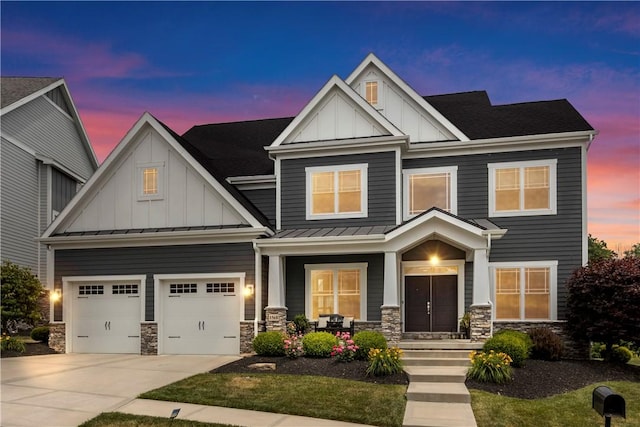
592, 386, 626, 427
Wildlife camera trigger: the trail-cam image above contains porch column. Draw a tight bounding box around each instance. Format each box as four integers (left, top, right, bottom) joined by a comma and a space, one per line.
265, 255, 287, 332
381, 251, 401, 345
471, 247, 492, 342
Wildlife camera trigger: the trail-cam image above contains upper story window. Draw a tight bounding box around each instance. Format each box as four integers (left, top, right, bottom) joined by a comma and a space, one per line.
365, 81, 378, 105
488, 159, 557, 217
403, 166, 458, 219
137, 162, 164, 201
305, 164, 368, 220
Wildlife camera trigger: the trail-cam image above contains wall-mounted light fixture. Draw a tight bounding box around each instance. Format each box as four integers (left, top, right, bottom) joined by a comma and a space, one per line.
50, 289, 61, 302
244, 284, 254, 297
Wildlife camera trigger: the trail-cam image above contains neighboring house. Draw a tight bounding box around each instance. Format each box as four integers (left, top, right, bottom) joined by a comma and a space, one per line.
1, 77, 98, 295
41, 54, 595, 355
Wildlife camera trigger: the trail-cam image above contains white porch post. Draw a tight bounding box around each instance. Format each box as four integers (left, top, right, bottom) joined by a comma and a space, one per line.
383, 251, 399, 306
472, 248, 491, 304
267, 255, 285, 308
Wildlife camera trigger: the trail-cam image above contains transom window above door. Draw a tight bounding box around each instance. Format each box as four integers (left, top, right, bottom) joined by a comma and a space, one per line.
403, 166, 458, 218
305, 164, 368, 220
305, 263, 367, 320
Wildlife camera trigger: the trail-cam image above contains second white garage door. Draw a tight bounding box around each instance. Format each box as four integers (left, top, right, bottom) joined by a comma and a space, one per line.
161, 278, 241, 355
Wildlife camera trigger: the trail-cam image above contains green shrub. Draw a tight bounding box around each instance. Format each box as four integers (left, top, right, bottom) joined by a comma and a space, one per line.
528, 327, 563, 361
591, 342, 606, 359
467, 350, 513, 384
495, 329, 533, 350
252, 331, 285, 356
30, 326, 50, 343
302, 332, 337, 358
353, 330, 387, 360
483, 331, 530, 367
610, 346, 633, 364
366, 347, 403, 376
292, 314, 311, 334
1, 333, 26, 353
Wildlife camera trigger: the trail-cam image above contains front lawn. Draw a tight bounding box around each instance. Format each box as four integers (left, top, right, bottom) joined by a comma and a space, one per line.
140, 373, 407, 427
471, 380, 640, 427
79, 412, 236, 427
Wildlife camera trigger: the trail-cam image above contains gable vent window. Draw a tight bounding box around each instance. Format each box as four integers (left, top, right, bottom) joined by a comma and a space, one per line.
137, 162, 164, 201
365, 81, 378, 105
143, 168, 158, 195
169, 283, 197, 294
112, 284, 139, 295
79, 285, 104, 295
207, 282, 235, 294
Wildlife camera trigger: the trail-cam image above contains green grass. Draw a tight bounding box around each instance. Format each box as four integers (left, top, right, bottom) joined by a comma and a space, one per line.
140, 373, 407, 427
471, 381, 640, 427
79, 412, 237, 427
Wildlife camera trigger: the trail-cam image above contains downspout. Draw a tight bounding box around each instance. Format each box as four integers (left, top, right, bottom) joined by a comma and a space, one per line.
486, 233, 494, 337
253, 241, 262, 338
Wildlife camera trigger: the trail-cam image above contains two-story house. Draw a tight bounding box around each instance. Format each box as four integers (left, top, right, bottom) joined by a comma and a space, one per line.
1, 77, 98, 307
41, 54, 595, 355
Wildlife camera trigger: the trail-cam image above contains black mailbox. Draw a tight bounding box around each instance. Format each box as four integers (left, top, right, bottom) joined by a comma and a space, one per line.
592, 386, 626, 419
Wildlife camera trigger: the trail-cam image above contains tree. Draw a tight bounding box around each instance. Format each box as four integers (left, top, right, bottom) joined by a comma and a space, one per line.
1, 261, 45, 332
624, 243, 640, 258
566, 257, 640, 359
588, 234, 617, 263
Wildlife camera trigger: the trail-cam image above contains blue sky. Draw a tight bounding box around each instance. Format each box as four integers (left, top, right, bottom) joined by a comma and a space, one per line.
2, 1, 639, 250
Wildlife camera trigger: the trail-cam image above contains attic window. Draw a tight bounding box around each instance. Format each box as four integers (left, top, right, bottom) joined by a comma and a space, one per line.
137, 162, 164, 201
365, 81, 378, 105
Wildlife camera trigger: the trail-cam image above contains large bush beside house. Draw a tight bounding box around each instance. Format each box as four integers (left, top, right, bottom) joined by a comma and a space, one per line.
567, 257, 640, 360
302, 332, 337, 358
528, 327, 563, 361
353, 330, 387, 360
1, 262, 45, 332
252, 331, 285, 356
483, 330, 531, 367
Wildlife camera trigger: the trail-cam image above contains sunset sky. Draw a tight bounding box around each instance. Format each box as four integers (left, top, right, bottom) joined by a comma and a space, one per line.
2, 1, 638, 252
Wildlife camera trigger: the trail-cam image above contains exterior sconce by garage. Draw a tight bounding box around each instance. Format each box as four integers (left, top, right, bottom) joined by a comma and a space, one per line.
243, 284, 254, 297
50, 289, 61, 303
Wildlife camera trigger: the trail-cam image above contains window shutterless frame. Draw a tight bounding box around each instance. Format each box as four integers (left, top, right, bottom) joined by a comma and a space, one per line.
305, 164, 368, 220
403, 166, 458, 219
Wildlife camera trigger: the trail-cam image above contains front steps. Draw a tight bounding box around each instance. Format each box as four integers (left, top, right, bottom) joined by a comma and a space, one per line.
400, 340, 481, 427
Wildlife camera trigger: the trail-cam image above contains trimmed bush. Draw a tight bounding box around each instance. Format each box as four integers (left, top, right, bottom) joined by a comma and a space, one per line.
528, 327, 563, 361
483, 331, 530, 368
495, 329, 533, 350
30, 326, 50, 343
353, 330, 387, 360
302, 332, 337, 358
366, 347, 403, 376
610, 346, 633, 364
252, 331, 285, 356
1, 333, 25, 353
467, 350, 513, 384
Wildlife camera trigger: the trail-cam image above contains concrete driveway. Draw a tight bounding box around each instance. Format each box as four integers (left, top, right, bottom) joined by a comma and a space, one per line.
1, 353, 239, 427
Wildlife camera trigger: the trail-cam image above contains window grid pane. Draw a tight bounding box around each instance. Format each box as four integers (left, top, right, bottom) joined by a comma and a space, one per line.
311, 172, 335, 214
143, 168, 158, 195
311, 270, 334, 319
524, 166, 550, 209
310, 268, 361, 320
366, 82, 378, 105
525, 267, 550, 319
495, 268, 520, 319
338, 170, 361, 213
409, 173, 450, 214
495, 168, 520, 211
311, 169, 363, 215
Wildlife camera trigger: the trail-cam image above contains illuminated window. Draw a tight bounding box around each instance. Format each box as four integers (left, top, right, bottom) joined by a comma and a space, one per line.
493, 262, 557, 320
137, 162, 164, 200
404, 166, 458, 218
143, 168, 158, 195
488, 160, 556, 217
365, 81, 378, 105
306, 164, 367, 220
305, 263, 367, 320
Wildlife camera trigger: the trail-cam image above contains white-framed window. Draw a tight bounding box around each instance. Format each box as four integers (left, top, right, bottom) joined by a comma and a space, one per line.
491, 261, 557, 321
488, 159, 557, 217
403, 166, 458, 218
365, 81, 378, 105
305, 164, 368, 220
305, 263, 367, 320
137, 162, 164, 201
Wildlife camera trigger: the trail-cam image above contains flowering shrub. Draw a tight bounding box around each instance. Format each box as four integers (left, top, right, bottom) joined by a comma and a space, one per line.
331, 332, 359, 362
366, 347, 403, 376
467, 350, 513, 384
284, 333, 304, 359
1, 333, 25, 353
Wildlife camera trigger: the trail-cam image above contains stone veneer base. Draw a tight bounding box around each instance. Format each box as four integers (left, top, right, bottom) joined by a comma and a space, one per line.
470, 304, 492, 342
48, 323, 66, 353
381, 306, 402, 346
240, 321, 266, 353
140, 323, 158, 355
493, 321, 589, 359
264, 307, 288, 332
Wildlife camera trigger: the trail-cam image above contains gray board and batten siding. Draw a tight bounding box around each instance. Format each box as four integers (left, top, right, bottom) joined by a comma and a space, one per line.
1, 95, 95, 180
54, 243, 257, 321
51, 168, 78, 214
242, 188, 276, 226
280, 151, 397, 229
404, 147, 583, 319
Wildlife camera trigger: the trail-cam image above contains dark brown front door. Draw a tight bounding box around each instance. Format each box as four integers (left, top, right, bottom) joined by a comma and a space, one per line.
405, 275, 457, 332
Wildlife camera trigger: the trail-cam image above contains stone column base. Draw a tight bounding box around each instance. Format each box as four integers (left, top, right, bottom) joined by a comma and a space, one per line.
381, 305, 401, 346
470, 304, 492, 342
141, 323, 158, 355
264, 307, 287, 332
240, 321, 266, 353
48, 323, 66, 353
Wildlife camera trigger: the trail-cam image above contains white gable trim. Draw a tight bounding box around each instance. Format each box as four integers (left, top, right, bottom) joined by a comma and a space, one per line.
270, 75, 404, 148
42, 112, 267, 239
345, 53, 469, 142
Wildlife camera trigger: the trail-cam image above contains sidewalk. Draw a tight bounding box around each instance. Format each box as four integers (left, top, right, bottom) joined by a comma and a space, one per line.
118, 398, 377, 427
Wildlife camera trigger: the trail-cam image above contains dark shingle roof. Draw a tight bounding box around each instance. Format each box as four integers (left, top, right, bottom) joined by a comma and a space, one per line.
182, 117, 293, 178
1, 77, 61, 109
424, 91, 594, 140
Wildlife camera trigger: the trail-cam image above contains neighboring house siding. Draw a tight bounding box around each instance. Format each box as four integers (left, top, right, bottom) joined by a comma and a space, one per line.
404, 147, 583, 318
54, 243, 256, 321
280, 151, 397, 229
0, 140, 38, 271
1, 96, 94, 179
242, 188, 276, 226
285, 253, 384, 321
51, 167, 77, 213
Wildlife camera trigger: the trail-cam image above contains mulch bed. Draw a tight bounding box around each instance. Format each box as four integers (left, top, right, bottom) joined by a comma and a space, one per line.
1, 341, 59, 358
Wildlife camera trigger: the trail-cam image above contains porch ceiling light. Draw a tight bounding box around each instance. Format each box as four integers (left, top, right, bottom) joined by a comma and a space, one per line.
429, 255, 440, 265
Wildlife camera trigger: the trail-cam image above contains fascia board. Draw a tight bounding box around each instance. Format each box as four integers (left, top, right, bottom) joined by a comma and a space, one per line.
58, 79, 99, 169
270, 75, 404, 148
255, 234, 384, 248
345, 53, 469, 142
265, 135, 408, 157
226, 174, 276, 185
385, 210, 484, 243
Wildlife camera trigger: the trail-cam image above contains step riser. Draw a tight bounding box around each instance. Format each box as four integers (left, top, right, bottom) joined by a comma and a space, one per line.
403, 350, 471, 358
406, 392, 471, 404
399, 342, 483, 351
403, 358, 470, 367
408, 374, 466, 383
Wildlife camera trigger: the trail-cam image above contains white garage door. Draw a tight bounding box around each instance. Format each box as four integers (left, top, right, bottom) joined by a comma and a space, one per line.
72, 282, 141, 353
162, 279, 240, 355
